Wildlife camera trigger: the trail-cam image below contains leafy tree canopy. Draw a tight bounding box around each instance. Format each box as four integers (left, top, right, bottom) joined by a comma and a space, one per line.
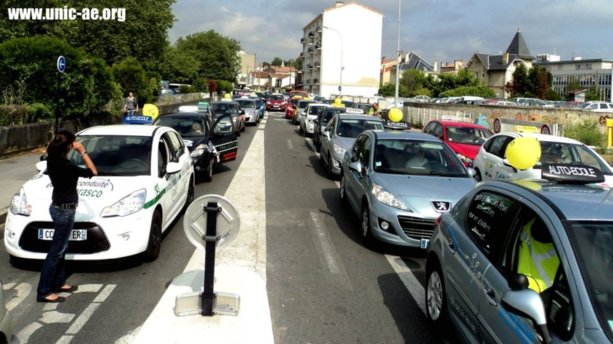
0, 36, 116, 118
176, 30, 241, 83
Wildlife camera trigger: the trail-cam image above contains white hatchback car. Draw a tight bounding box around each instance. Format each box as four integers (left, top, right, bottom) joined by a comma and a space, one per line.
299, 103, 329, 136
4, 125, 195, 263
473, 132, 613, 187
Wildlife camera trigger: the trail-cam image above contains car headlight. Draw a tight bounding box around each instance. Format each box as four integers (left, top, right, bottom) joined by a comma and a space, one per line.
101, 189, 146, 217
333, 143, 346, 156
372, 184, 409, 210
10, 187, 31, 216
191, 144, 206, 158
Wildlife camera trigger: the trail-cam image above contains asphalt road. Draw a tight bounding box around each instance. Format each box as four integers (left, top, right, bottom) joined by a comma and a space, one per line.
0, 112, 450, 343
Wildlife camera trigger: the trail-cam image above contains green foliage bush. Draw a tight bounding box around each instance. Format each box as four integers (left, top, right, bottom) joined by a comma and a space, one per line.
0, 105, 28, 126
440, 85, 496, 98
26, 103, 52, 122
563, 119, 605, 147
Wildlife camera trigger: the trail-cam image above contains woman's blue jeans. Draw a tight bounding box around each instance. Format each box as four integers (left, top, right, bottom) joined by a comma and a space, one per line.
37, 205, 76, 298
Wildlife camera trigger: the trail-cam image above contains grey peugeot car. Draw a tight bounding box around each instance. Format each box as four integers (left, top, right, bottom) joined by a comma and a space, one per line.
425, 164, 613, 343
340, 130, 476, 247
320, 113, 385, 179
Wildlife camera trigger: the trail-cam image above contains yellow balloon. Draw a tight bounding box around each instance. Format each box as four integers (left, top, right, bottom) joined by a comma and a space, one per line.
388, 108, 403, 122
142, 104, 159, 121
224, 93, 232, 99
505, 137, 541, 170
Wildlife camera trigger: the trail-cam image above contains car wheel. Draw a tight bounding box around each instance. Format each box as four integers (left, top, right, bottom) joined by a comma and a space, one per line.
186, 176, 195, 206
236, 128, 241, 137
360, 203, 374, 245
144, 210, 162, 262
202, 159, 214, 182
327, 153, 334, 178
241, 123, 245, 132
339, 174, 348, 203
426, 259, 448, 327
315, 138, 321, 152
299, 125, 304, 135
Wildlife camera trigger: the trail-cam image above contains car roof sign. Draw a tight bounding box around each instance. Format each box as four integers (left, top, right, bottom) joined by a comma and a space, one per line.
541, 163, 605, 184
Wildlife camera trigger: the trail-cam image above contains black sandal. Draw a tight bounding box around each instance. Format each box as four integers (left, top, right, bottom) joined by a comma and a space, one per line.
55, 285, 78, 293
37, 294, 66, 303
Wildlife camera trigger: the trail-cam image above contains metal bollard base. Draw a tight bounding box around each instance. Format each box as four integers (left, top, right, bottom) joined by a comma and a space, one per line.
175, 291, 240, 317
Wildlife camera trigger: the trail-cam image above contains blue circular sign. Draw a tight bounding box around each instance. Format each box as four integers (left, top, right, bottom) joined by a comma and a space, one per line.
57, 55, 66, 73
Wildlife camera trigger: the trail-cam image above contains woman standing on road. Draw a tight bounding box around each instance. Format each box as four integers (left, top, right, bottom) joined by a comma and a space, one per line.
37, 130, 97, 303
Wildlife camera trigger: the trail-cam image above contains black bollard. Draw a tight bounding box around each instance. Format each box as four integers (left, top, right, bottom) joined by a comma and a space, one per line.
201, 201, 221, 316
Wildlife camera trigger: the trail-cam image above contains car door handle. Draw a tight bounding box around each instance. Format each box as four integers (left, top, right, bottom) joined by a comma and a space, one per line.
483, 288, 497, 307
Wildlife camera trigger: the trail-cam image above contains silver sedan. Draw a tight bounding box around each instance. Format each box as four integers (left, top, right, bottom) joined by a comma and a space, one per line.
340, 130, 476, 248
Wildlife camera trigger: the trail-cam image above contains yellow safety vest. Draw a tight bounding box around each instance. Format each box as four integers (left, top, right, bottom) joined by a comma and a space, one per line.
517, 219, 560, 293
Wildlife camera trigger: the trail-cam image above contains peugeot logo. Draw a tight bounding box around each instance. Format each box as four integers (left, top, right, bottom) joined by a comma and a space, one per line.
432, 201, 451, 212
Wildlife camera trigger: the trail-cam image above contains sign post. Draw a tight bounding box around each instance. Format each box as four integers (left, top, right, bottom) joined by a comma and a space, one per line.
55, 56, 66, 133
176, 194, 241, 317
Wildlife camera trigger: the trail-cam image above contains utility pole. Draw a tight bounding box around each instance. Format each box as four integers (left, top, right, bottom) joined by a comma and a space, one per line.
394, 0, 401, 107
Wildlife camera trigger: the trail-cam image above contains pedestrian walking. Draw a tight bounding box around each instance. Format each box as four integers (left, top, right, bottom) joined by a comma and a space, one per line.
37, 130, 97, 303
123, 92, 139, 116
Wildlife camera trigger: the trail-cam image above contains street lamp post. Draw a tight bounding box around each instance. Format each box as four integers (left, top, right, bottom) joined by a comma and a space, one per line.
322, 25, 344, 97
394, 0, 401, 107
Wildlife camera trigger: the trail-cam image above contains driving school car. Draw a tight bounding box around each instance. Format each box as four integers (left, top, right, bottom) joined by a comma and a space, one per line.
426, 164, 613, 343
4, 125, 195, 263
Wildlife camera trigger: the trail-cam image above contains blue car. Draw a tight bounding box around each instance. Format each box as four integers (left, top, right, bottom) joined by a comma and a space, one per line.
426, 164, 613, 343
340, 130, 476, 247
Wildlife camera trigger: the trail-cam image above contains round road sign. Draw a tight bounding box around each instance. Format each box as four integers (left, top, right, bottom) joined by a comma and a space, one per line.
57, 55, 66, 73
183, 194, 240, 250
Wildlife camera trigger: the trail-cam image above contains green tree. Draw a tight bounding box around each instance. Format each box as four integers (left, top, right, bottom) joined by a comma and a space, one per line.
271, 57, 283, 66
585, 86, 603, 101
399, 69, 430, 97
528, 66, 552, 99
176, 30, 241, 82
378, 83, 396, 97
440, 85, 496, 98
506, 63, 531, 97
158, 46, 199, 84
0, 36, 116, 118
111, 57, 149, 102
1, 1, 176, 69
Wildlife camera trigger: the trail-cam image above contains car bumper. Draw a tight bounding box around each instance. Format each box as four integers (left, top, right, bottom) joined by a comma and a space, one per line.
266, 105, 286, 111
4, 208, 155, 261
305, 121, 315, 134
367, 199, 436, 248
245, 114, 258, 124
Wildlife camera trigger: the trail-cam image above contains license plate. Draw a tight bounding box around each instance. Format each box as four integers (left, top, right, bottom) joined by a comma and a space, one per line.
420, 238, 429, 249
38, 229, 87, 241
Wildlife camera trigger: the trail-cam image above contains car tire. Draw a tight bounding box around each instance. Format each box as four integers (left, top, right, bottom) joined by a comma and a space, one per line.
360, 203, 374, 246
144, 210, 162, 262
339, 174, 348, 204
327, 153, 335, 179
186, 176, 195, 207
426, 259, 448, 328
202, 159, 214, 182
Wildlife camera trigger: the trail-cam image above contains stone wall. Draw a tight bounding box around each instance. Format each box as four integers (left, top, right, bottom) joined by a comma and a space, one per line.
401, 102, 610, 136
0, 93, 209, 156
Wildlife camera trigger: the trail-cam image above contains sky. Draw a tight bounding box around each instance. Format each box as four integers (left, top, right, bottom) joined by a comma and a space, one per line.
168, 0, 613, 65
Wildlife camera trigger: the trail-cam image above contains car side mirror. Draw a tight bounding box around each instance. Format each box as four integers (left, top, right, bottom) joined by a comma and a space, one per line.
349, 160, 362, 173
502, 289, 552, 344
166, 161, 182, 174
324, 131, 331, 140
502, 159, 519, 173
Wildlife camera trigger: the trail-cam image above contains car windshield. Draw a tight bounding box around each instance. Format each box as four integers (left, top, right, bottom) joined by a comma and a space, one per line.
537, 142, 613, 174
270, 95, 284, 101
566, 222, 613, 336
308, 106, 327, 116
210, 103, 239, 114
374, 139, 468, 177
155, 116, 206, 136
71, 135, 152, 176
322, 108, 347, 124
236, 100, 256, 108
298, 101, 313, 109
336, 119, 384, 138
446, 126, 492, 145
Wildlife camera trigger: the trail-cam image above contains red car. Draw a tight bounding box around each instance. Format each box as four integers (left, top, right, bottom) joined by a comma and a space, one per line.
285, 98, 300, 119
266, 93, 287, 112
422, 120, 493, 166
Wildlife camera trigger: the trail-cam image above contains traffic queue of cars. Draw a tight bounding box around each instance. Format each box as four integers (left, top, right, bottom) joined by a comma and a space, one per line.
278, 101, 613, 343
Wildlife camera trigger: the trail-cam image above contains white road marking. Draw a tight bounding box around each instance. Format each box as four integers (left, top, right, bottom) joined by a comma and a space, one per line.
287, 139, 293, 150
309, 211, 353, 290
4, 282, 30, 311
385, 254, 426, 315
65, 303, 100, 334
